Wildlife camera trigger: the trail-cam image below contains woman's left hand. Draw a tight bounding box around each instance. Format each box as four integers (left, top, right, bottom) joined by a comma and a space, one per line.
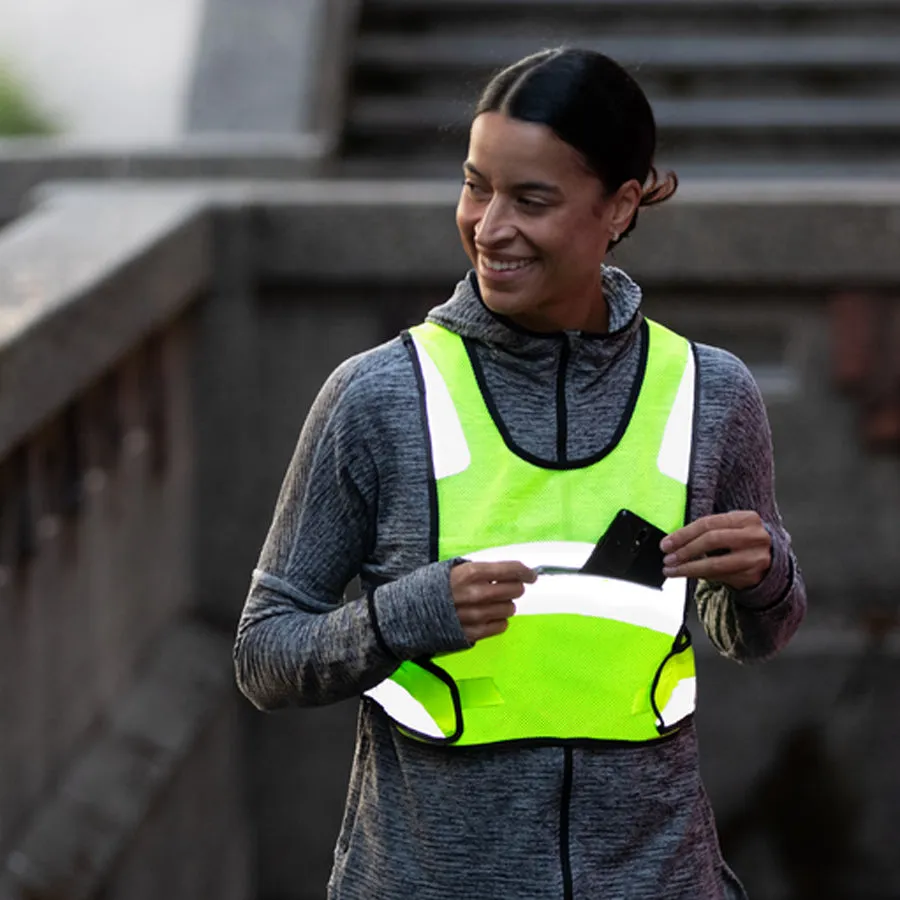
660, 511, 772, 591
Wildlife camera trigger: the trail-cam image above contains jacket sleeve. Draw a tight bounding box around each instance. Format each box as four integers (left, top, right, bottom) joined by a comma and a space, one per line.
233, 355, 470, 711
694, 355, 807, 663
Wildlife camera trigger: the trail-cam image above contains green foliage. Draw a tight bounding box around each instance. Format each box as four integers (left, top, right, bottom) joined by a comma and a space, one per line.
0, 63, 56, 136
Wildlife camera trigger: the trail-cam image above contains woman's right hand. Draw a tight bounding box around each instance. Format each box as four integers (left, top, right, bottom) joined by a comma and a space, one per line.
450, 561, 536, 643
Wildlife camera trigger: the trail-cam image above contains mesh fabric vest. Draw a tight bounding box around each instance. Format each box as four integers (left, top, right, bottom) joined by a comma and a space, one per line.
365, 318, 697, 747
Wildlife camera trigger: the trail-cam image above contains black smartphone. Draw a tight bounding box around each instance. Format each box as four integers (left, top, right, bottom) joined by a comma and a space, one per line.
579, 509, 667, 588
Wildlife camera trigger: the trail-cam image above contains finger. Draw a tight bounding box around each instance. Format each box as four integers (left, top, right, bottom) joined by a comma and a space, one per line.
661, 511, 761, 553
456, 601, 517, 626
460, 580, 528, 606
456, 560, 537, 585
663, 548, 771, 582
662, 526, 766, 568
466, 619, 511, 643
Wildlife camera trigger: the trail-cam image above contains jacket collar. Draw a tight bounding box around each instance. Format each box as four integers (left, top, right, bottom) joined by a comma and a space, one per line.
425, 267, 644, 368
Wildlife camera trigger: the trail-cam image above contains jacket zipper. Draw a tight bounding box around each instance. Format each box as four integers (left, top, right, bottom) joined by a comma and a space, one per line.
560, 747, 574, 900
556, 337, 570, 463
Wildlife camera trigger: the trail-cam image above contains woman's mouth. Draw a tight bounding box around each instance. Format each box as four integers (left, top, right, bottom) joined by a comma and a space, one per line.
479, 255, 538, 279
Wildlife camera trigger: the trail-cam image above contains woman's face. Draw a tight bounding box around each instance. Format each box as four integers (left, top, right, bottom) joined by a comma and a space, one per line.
456, 112, 640, 333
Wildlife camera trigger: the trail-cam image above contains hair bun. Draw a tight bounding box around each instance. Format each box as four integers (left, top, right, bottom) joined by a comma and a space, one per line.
640, 166, 678, 207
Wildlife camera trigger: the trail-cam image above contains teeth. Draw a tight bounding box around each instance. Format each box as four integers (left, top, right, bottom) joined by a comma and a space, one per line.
484, 258, 533, 272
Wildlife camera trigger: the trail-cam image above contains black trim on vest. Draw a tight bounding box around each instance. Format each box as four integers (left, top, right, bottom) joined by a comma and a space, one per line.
387, 724, 687, 752
648, 340, 703, 736
382, 658, 464, 746
561, 748, 574, 900
461, 319, 650, 471
650, 625, 693, 735
466, 269, 641, 341
403, 331, 440, 563
684, 341, 701, 534
664, 339, 704, 724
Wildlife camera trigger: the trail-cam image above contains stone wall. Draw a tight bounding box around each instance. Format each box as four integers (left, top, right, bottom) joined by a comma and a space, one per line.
0, 185, 251, 899
0, 318, 195, 852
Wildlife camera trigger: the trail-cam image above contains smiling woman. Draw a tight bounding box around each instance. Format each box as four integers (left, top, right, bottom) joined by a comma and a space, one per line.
457, 49, 676, 333
234, 47, 806, 900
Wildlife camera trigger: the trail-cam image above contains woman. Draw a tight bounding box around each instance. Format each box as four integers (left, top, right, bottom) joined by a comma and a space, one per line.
235, 48, 806, 899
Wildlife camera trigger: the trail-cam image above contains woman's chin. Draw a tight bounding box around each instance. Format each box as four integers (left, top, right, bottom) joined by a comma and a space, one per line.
482, 294, 553, 332
481, 290, 529, 319
478, 276, 535, 311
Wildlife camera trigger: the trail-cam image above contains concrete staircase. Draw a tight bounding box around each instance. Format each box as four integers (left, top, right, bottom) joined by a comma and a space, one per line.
340, 0, 900, 177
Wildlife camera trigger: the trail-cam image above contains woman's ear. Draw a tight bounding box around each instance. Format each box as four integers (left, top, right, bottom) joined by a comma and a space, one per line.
609, 179, 643, 237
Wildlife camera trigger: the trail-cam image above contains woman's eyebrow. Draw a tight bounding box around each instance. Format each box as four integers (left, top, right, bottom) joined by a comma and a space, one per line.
513, 181, 563, 196
463, 162, 562, 196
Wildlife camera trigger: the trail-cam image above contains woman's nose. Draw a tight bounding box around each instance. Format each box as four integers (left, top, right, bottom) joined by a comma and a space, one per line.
474, 198, 515, 245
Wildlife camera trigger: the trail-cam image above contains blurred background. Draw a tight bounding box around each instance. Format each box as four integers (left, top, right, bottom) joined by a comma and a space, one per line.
1, 1, 899, 898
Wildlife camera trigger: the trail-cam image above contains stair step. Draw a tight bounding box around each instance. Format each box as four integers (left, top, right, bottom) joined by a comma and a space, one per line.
334, 155, 900, 180
349, 0, 900, 168
356, 34, 900, 72
349, 96, 900, 133
365, 0, 900, 9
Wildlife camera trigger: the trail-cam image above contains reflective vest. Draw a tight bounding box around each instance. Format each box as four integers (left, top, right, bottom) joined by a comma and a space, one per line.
365, 318, 697, 747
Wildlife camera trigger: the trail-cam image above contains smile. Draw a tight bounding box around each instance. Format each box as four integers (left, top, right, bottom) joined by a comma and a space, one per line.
481, 256, 537, 273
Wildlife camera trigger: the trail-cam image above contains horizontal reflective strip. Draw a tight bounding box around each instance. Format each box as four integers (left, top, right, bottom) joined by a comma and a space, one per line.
465, 541, 596, 570
515, 575, 686, 637
659, 677, 696, 727
413, 338, 471, 480
465, 542, 685, 637
657, 348, 695, 484
364, 678, 445, 739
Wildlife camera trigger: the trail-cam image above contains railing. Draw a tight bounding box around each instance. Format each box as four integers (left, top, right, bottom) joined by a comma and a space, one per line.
0, 176, 898, 898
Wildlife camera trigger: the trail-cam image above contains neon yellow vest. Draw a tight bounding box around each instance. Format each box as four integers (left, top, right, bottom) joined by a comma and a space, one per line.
365, 318, 697, 747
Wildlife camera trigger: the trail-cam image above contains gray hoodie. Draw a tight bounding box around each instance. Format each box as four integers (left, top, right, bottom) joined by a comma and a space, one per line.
234, 267, 806, 899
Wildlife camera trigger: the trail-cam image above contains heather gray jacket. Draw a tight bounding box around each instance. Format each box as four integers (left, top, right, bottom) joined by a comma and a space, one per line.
234, 267, 806, 900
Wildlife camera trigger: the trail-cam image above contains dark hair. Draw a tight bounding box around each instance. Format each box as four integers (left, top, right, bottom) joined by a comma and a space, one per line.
474, 48, 677, 246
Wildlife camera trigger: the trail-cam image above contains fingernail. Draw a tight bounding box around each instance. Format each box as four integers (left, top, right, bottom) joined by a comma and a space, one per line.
660, 538, 673, 552
663, 554, 677, 566
663, 567, 676, 577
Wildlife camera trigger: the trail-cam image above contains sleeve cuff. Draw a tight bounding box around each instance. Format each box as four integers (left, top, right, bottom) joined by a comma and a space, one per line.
733, 522, 794, 610
370, 560, 470, 660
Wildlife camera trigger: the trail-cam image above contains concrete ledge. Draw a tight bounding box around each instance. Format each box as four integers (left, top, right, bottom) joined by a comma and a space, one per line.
0, 135, 328, 222
233, 178, 900, 286
0, 620, 235, 900
0, 186, 211, 456
4, 174, 900, 459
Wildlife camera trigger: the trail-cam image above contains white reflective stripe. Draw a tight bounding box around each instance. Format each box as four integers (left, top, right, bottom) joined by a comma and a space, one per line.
465, 541, 596, 570
659, 676, 696, 727
657, 348, 695, 484
364, 678, 445, 739
465, 542, 685, 636
515, 574, 686, 637
412, 338, 471, 479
